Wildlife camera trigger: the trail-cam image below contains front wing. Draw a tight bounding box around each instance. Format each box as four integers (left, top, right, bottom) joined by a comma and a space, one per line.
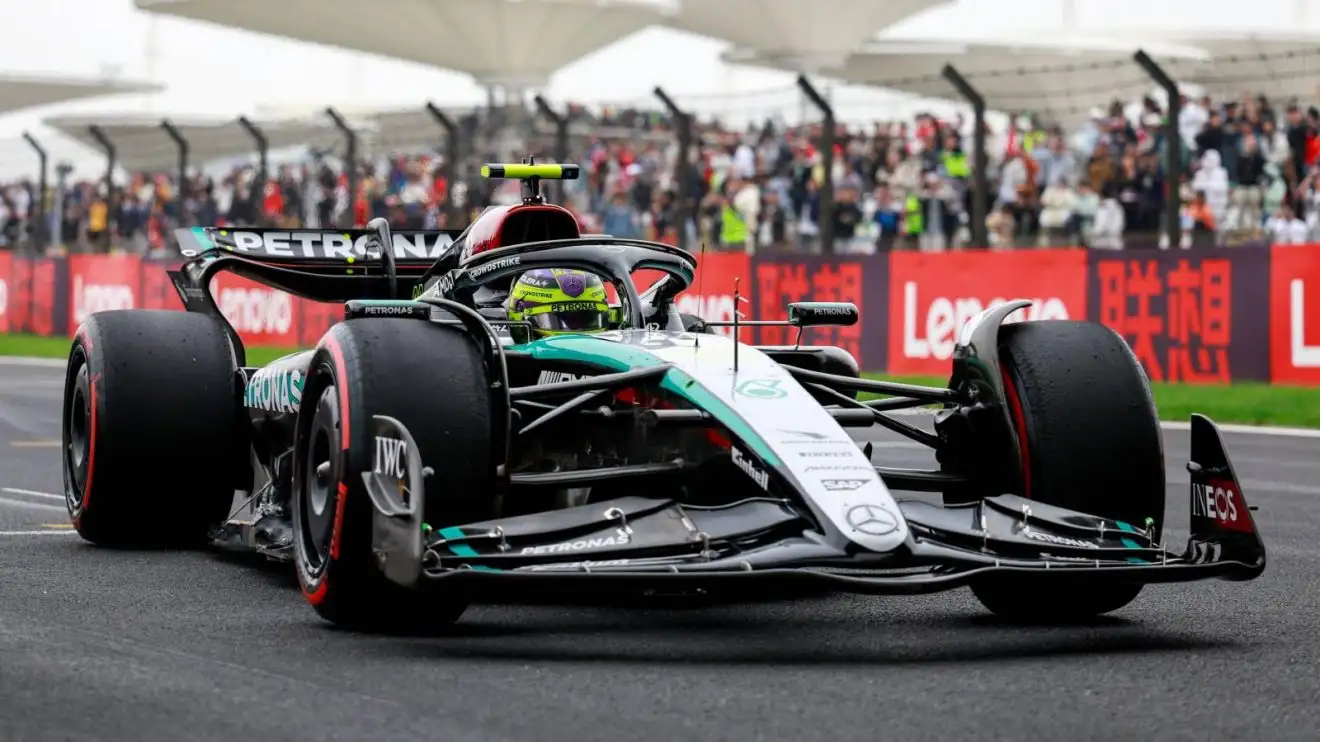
362, 413, 1266, 601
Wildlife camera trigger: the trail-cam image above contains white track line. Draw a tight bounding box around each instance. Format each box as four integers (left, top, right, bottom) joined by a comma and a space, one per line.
0, 530, 77, 536
0, 495, 63, 511
1159, 421, 1320, 439
2, 487, 63, 501
0, 357, 66, 368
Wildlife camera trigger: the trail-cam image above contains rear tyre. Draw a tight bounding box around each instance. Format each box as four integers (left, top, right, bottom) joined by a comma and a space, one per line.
63, 310, 241, 547
970, 320, 1166, 622
292, 318, 496, 633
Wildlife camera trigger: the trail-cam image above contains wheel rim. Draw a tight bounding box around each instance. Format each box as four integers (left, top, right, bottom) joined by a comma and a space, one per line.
64, 359, 91, 512
298, 385, 340, 576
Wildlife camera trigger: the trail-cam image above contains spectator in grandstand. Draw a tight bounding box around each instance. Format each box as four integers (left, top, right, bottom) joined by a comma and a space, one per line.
1234, 133, 1267, 237
871, 182, 902, 251
1192, 148, 1230, 239
1265, 201, 1310, 244
601, 190, 640, 239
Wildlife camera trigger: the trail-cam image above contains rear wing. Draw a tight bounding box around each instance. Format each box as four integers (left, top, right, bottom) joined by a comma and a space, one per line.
175, 227, 465, 265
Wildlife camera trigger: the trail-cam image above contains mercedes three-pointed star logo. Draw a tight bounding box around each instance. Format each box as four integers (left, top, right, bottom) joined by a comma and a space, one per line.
845, 504, 899, 536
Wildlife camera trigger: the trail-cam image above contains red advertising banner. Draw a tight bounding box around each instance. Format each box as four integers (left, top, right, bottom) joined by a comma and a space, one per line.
67, 255, 141, 335
208, 271, 301, 348
1270, 244, 1320, 385
298, 300, 342, 348
888, 249, 1089, 376
139, 259, 183, 311
751, 255, 886, 370
0, 252, 10, 334
1089, 248, 1270, 383
672, 251, 753, 343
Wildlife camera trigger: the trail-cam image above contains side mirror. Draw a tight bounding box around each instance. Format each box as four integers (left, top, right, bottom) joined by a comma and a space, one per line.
788, 302, 859, 327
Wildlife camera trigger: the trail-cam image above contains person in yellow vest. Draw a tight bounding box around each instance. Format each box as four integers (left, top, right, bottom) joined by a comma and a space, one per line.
902, 190, 924, 250
719, 175, 755, 252
720, 196, 749, 250
87, 195, 108, 250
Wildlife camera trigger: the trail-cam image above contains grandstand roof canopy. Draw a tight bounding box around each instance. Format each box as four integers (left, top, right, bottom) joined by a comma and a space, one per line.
669, 0, 952, 71
41, 113, 345, 173
729, 36, 1211, 126
0, 74, 162, 117
1109, 30, 1320, 103
135, 0, 678, 90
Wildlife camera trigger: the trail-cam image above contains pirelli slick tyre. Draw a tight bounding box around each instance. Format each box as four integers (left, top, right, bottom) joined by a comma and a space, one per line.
971, 320, 1166, 622
63, 310, 241, 547
291, 318, 496, 633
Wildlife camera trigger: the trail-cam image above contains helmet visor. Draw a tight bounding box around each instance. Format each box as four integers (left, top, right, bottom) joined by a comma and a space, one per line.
523, 301, 611, 333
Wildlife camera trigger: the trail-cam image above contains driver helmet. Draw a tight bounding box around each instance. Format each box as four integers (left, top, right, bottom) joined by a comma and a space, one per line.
506, 268, 612, 339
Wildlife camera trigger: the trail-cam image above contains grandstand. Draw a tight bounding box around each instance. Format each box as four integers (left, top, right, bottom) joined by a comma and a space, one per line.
1, 0, 1319, 256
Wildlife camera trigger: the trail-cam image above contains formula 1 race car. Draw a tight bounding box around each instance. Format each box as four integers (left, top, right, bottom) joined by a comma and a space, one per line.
61, 162, 1266, 632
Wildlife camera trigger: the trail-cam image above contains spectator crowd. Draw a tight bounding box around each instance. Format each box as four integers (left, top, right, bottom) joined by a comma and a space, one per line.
3, 88, 1320, 256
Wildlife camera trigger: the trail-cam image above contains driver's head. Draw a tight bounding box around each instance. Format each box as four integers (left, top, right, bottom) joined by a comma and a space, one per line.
506, 268, 611, 339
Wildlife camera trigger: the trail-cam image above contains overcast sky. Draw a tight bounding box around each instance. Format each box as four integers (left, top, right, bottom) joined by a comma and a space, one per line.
0, 0, 1312, 176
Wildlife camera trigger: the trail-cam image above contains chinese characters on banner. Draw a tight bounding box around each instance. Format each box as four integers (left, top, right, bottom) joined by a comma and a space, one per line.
887, 249, 1088, 376
1089, 249, 1270, 383
752, 255, 880, 368
4, 245, 1320, 387
1269, 245, 1320, 384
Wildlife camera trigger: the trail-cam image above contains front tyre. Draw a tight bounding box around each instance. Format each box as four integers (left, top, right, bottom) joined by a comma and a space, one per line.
292, 318, 496, 632
970, 320, 1166, 622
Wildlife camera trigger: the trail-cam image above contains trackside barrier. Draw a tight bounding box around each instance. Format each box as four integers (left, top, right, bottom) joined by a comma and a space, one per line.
1, 244, 1317, 385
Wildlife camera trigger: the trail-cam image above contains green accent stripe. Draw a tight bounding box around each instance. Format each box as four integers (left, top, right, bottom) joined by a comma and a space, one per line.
190, 226, 215, 250
437, 526, 479, 557
509, 335, 781, 466
1114, 520, 1149, 562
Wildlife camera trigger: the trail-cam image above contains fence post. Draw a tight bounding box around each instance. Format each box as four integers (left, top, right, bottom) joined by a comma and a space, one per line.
941, 64, 989, 249
654, 86, 693, 250
160, 119, 190, 227
1134, 49, 1183, 249
426, 102, 463, 227
326, 107, 358, 228
532, 95, 569, 202
21, 132, 47, 253
237, 116, 268, 223
87, 125, 116, 252
797, 75, 836, 255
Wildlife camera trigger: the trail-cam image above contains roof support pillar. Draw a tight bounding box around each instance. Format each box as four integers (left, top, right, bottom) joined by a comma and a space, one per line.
87, 124, 116, 253
238, 116, 268, 225
161, 119, 190, 227
426, 102, 463, 228
21, 132, 47, 253
798, 75, 836, 255
942, 64, 989, 249
1134, 49, 1183, 250
533, 95, 569, 204
326, 107, 358, 228
654, 86, 693, 250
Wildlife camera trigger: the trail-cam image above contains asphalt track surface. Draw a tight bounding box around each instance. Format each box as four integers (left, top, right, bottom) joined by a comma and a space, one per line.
2, 358, 1319, 742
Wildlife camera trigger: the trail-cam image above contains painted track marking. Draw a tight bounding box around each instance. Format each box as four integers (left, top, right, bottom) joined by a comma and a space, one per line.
10, 440, 60, 448
0, 530, 77, 536
2, 487, 62, 500
0, 495, 63, 511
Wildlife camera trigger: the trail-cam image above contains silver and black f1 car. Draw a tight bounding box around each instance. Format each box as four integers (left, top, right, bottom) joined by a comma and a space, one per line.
61, 162, 1266, 631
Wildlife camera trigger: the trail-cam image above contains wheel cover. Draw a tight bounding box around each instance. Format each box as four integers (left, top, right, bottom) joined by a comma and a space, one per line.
296, 385, 341, 577
63, 358, 91, 513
